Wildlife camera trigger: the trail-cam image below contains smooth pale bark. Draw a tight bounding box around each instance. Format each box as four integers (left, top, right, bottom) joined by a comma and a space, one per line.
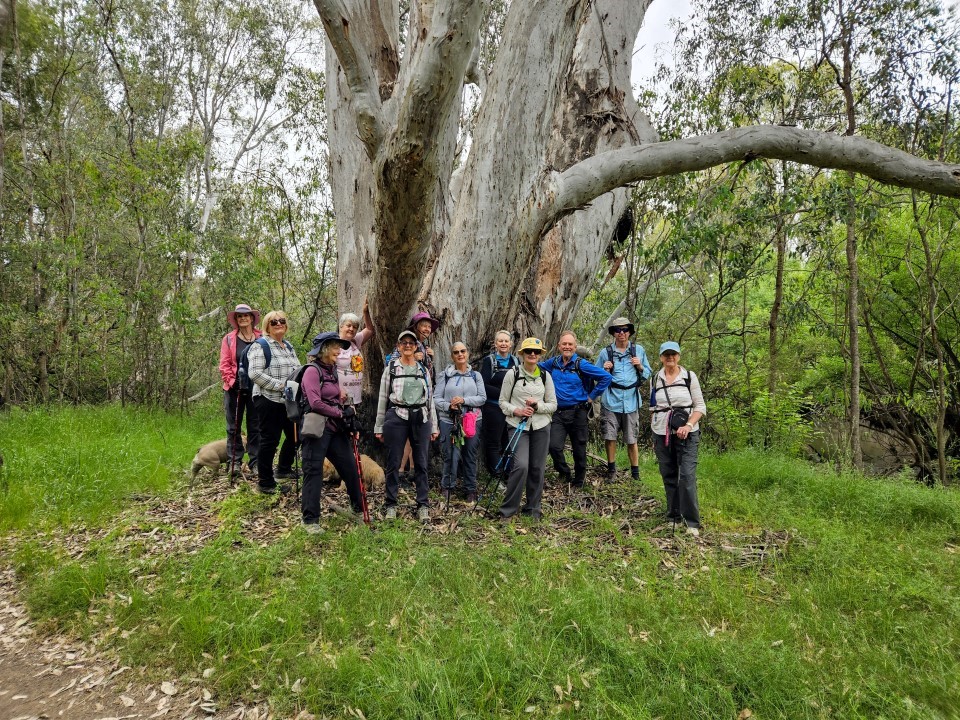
428, 0, 604, 348
519, 0, 657, 346
318, 0, 960, 363
321, 0, 398, 321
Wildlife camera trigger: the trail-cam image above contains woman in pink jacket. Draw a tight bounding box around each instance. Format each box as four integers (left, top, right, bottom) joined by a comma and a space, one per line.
219, 303, 262, 479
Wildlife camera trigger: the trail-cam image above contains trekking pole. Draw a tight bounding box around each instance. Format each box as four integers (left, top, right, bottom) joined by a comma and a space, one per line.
447, 407, 463, 513
351, 432, 371, 527
475, 418, 526, 513
229, 389, 241, 486
293, 423, 301, 497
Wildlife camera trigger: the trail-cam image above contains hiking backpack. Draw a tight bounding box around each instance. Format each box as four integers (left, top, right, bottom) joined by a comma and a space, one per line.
239, 337, 292, 392
605, 343, 643, 391
386, 359, 430, 410
283, 361, 324, 423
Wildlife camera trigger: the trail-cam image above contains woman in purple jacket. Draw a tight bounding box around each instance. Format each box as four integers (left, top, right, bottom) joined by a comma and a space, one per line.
300, 332, 364, 533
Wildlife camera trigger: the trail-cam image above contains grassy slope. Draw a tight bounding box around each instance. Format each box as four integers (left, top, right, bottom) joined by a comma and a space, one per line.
1, 406, 958, 719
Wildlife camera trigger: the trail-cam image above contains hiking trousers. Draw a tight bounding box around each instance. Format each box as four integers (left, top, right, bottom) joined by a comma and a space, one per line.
439, 417, 482, 494
481, 403, 510, 474
301, 429, 363, 524
382, 407, 431, 508
224, 386, 260, 470
254, 396, 297, 489
653, 431, 701, 528
549, 404, 589, 485
500, 426, 549, 519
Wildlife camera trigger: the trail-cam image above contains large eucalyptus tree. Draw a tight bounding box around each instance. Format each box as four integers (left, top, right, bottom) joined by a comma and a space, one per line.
316, 0, 959, 362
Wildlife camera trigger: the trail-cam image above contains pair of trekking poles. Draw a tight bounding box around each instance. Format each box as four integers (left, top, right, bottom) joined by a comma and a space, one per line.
474, 418, 527, 514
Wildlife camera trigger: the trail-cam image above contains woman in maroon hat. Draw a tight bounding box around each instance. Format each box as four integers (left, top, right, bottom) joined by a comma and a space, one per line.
219, 303, 262, 479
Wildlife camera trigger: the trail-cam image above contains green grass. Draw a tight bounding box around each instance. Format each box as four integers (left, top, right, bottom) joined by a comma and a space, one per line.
3, 406, 959, 719
0, 401, 223, 529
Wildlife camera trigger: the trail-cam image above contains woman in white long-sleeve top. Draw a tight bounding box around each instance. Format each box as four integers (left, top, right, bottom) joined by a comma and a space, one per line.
434, 342, 487, 503
497, 337, 557, 521
650, 341, 707, 535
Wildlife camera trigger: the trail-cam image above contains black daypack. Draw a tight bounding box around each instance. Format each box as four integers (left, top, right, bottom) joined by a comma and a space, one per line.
605, 343, 643, 391
283, 362, 323, 423
485, 352, 519, 376
651, 371, 693, 430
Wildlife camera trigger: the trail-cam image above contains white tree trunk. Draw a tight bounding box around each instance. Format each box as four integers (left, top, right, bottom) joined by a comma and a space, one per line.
315, 0, 960, 362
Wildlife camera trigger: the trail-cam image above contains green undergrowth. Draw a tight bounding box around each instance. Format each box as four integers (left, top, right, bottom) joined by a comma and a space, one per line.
0, 401, 223, 529
3, 406, 960, 719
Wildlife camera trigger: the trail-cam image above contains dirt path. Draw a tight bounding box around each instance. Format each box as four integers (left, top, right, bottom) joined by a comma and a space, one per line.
0, 570, 284, 720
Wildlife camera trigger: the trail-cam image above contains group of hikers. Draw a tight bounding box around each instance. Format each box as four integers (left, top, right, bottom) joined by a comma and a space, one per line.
218, 304, 707, 535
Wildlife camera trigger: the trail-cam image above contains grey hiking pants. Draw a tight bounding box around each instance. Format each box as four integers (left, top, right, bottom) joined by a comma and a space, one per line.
653, 431, 701, 528
500, 426, 549, 519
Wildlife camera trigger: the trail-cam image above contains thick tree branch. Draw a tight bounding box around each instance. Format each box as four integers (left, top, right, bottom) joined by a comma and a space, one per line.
391, 0, 484, 156
313, 0, 385, 157
550, 126, 960, 222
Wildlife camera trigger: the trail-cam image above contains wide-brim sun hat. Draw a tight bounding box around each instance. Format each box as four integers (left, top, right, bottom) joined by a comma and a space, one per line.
519, 337, 545, 353
227, 303, 261, 329
308, 331, 351, 357
607, 317, 635, 335
408, 311, 440, 332
659, 341, 681, 355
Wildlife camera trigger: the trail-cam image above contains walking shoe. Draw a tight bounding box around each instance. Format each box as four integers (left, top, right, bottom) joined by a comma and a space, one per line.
441, 489, 451, 503
385, 506, 397, 520
274, 468, 298, 480
302, 522, 322, 535
256, 484, 276, 495
418, 506, 430, 522
686, 526, 700, 537
465, 493, 477, 504
605, 468, 617, 483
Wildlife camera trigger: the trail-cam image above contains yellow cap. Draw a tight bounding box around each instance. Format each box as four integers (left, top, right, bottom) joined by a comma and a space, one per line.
519, 337, 544, 353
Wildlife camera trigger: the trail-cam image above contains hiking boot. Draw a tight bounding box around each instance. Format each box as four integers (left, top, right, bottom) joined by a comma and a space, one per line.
302, 522, 322, 535
441, 489, 451, 503
256, 484, 276, 495
274, 468, 297, 480
686, 526, 700, 537
418, 506, 430, 522
385, 506, 397, 520
605, 467, 617, 483
465, 493, 477, 504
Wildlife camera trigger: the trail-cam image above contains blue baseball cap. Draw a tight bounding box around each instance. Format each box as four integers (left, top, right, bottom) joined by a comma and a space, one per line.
659, 341, 681, 355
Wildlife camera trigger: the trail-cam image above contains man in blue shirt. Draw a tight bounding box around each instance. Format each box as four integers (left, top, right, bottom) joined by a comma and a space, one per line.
540, 330, 612, 488
596, 317, 652, 482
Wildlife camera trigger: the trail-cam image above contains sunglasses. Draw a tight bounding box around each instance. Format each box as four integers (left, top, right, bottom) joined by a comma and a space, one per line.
269, 318, 287, 327
452, 349, 467, 355
522, 349, 543, 355
399, 339, 417, 346
612, 327, 630, 334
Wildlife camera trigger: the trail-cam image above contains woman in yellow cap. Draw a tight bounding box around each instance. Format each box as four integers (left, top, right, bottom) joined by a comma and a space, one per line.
496, 337, 557, 520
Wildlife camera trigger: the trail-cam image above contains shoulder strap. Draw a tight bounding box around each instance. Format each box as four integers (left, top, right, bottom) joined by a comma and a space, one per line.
256, 337, 272, 368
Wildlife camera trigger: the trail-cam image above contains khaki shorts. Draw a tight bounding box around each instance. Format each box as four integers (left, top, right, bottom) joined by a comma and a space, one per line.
600, 407, 639, 444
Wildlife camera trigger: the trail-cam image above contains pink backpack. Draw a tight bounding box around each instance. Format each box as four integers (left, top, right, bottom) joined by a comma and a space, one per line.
462, 409, 478, 438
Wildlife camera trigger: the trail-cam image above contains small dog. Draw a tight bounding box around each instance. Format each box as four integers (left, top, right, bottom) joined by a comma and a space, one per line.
190, 436, 245, 485
323, 454, 385, 490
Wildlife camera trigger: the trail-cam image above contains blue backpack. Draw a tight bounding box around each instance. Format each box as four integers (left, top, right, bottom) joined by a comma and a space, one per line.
238, 337, 291, 391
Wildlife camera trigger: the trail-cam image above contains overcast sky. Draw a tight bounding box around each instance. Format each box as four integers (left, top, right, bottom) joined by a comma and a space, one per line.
632, 0, 693, 85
